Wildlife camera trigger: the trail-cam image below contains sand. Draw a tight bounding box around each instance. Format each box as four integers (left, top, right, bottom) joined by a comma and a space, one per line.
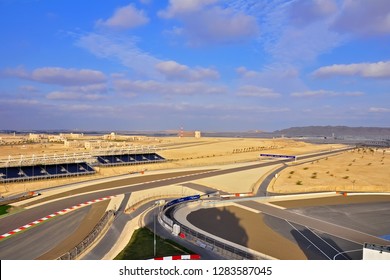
0, 135, 374, 197
271, 147, 390, 194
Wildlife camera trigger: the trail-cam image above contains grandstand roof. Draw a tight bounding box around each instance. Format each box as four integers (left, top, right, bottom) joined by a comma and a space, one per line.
0, 153, 94, 167
0, 145, 163, 167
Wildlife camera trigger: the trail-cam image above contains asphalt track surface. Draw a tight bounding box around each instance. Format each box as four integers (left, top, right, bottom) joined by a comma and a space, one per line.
256, 148, 352, 196
240, 200, 390, 246
186, 196, 390, 259
2, 150, 340, 236
0, 206, 91, 259
0, 147, 363, 259
0, 169, 210, 236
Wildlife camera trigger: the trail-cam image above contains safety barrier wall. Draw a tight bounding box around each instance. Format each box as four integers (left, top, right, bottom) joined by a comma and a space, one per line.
162, 202, 272, 260
57, 210, 115, 260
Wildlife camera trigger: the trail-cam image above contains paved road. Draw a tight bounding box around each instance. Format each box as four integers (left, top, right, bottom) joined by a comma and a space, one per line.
3, 148, 347, 236
184, 197, 389, 259
239, 200, 390, 246
0, 147, 354, 259
0, 206, 90, 259
257, 148, 352, 196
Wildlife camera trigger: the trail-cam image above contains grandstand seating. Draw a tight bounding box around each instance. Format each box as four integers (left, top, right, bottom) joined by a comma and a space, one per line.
66, 164, 78, 173
0, 152, 166, 183
95, 153, 165, 166
0, 162, 95, 183
45, 165, 61, 175
80, 163, 95, 172
21, 166, 45, 177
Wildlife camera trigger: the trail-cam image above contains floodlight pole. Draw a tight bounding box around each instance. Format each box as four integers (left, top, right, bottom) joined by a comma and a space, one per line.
153, 205, 156, 257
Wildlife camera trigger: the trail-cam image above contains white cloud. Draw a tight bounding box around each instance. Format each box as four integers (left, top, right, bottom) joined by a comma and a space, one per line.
31, 68, 106, 86
159, 0, 219, 18
289, 0, 338, 26
113, 78, 226, 96
155, 60, 219, 81
291, 90, 364, 97
236, 85, 280, 98
2, 66, 107, 86
159, 1, 259, 46
332, 0, 390, 36
76, 33, 161, 78
236, 66, 299, 79
46, 83, 108, 101
313, 61, 390, 79
58, 104, 117, 115
1, 66, 29, 79
96, 4, 149, 29
19, 85, 39, 92
122, 102, 290, 115
0, 98, 40, 106
46, 91, 106, 101
236, 66, 260, 79
76, 33, 221, 81
187, 7, 259, 45
230, 1, 344, 67
235, 65, 305, 94
267, 22, 343, 65
369, 107, 390, 113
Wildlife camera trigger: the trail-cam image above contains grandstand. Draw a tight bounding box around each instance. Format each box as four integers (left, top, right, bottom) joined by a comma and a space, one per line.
0, 153, 96, 183
95, 153, 165, 166
0, 146, 166, 183
0, 163, 95, 183
91, 146, 166, 167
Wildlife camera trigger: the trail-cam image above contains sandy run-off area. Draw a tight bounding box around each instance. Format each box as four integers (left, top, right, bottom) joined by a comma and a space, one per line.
272, 147, 390, 194
0, 135, 380, 197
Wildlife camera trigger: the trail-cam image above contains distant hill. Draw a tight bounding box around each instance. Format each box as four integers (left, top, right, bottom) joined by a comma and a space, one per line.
272, 126, 390, 138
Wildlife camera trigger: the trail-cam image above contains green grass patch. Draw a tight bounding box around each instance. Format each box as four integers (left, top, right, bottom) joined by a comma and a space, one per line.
114, 227, 194, 260
0, 205, 11, 216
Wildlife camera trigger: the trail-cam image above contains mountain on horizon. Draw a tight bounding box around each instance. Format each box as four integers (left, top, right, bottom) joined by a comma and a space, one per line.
272, 126, 390, 138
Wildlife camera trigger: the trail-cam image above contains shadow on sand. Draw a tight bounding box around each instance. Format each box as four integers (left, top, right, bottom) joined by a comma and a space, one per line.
187, 206, 249, 248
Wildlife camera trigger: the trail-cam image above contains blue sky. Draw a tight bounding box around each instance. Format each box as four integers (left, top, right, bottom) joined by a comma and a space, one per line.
0, 0, 389, 132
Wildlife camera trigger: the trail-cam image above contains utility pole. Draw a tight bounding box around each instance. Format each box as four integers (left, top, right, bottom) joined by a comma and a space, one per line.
153, 204, 156, 257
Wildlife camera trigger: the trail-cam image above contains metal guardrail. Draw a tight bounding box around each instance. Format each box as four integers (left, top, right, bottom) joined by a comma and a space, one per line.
161, 201, 271, 260
0, 146, 163, 167
57, 210, 115, 260
0, 153, 94, 167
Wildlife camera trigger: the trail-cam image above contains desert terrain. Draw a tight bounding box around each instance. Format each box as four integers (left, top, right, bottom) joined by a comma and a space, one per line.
271, 147, 389, 193
1, 133, 388, 197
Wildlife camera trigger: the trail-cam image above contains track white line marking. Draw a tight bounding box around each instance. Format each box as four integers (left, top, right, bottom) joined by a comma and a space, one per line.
286, 220, 331, 260
0, 195, 115, 240
333, 249, 362, 260
306, 226, 348, 260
